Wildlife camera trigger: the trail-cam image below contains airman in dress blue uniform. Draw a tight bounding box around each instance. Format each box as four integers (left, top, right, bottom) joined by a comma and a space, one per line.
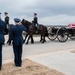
0, 18, 6, 70
8, 18, 27, 67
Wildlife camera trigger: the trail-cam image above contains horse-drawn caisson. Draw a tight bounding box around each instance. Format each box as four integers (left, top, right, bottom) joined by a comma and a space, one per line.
4, 19, 75, 44
47, 23, 75, 42
21, 19, 75, 44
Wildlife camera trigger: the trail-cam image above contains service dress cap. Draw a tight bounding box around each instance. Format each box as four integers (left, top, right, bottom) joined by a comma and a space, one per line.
14, 18, 21, 23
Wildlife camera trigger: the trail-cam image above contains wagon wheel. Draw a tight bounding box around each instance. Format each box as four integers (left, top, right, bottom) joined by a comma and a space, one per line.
69, 34, 75, 40
57, 27, 68, 42
48, 27, 57, 41
69, 29, 75, 40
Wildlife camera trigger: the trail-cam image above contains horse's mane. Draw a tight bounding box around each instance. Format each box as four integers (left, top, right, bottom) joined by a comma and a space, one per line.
22, 19, 32, 25
25, 20, 32, 24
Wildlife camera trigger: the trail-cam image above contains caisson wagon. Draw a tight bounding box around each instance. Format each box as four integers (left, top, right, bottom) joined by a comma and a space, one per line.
47, 24, 75, 42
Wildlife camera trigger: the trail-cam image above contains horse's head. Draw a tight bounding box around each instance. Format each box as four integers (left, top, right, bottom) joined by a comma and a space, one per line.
22, 19, 32, 28
21, 19, 26, 25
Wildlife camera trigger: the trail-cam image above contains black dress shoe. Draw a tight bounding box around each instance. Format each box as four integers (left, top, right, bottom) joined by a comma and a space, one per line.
18, 65, 21, 67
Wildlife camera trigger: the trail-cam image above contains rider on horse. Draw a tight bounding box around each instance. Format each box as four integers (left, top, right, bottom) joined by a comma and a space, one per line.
4, 12, 10, 29
32, 13, 39, 33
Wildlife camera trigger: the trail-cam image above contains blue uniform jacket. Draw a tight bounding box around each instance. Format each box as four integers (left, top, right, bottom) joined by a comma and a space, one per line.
0, 19, 6, 44
9, 24, 27, 45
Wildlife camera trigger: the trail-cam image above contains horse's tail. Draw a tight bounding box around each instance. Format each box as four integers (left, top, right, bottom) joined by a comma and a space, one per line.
45, 26, 48, 37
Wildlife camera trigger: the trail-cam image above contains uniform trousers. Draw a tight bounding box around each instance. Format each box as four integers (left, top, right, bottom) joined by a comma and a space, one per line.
13, 44, 22, 66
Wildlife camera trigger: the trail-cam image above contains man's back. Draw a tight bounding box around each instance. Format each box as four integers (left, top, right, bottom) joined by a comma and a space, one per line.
9, 24, 26, 45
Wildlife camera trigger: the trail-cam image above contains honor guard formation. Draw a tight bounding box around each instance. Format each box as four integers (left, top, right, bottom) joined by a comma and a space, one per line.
0, 11, 75, 71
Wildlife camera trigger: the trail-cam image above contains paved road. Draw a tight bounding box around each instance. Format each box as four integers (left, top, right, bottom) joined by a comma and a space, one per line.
2, 36, 75, 75
3, 36, 75, 62
27, 51, 75, 75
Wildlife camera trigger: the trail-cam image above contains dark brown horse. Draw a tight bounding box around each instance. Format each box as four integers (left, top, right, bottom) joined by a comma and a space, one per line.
21, 19, 48, 44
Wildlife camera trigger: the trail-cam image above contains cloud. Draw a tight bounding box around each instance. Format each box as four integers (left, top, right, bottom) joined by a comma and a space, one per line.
0, 0, 75, 25
39, 14, 75, 25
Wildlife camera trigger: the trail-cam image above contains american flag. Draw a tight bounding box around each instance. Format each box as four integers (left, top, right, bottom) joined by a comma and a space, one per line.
68, 23, 75, 28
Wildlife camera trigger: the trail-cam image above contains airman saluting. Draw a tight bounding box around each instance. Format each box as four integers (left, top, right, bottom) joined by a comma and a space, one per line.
8, 18, 27, 67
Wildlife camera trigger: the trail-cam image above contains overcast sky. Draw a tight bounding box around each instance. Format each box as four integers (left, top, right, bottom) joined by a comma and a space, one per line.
0, 0, 75, 25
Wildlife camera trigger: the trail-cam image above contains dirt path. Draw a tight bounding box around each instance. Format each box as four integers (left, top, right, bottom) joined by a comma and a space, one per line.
0, 59, 65, 75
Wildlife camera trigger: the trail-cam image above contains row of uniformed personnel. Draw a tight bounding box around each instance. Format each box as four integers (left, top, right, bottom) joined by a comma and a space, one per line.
0, 15, 27, 71
0, 12, 38, 27
0, 12, 38, 71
